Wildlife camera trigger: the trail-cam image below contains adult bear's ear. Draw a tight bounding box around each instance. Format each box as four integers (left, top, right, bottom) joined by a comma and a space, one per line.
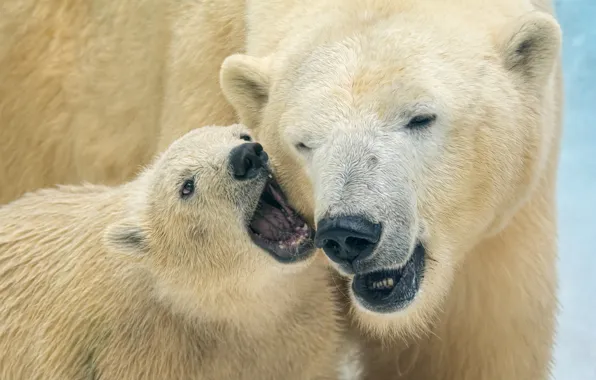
104, 219, 148, 255
220, 54, 271, 129
499, 11, 562, 88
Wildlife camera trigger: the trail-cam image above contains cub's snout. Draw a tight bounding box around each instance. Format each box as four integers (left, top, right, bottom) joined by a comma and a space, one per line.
229, 142, 269, 181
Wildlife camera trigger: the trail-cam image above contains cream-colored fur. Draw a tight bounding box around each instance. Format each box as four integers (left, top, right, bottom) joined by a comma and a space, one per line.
0, 0, 562, 379
0, 0, 168, 204
0, 0, 253, 205
0, 125, 342, 380
220, 1, 563, 380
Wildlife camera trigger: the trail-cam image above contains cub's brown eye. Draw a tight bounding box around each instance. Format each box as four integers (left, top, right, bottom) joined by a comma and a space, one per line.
240, 134, 252, 142
406, 114, 437, 129
180, 179, 195, 198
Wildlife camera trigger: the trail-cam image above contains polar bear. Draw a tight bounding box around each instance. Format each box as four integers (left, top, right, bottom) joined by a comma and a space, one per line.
0, 0, 563, 379
0, 125, 342, 380
216, 1, 563, 379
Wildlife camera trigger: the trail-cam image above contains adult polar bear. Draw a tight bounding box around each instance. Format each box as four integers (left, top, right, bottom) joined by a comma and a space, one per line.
216, 1, 563, 379
0, 0, 562, 379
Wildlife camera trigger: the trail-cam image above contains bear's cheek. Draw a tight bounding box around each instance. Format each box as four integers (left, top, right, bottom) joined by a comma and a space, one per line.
416, 173, 495, 260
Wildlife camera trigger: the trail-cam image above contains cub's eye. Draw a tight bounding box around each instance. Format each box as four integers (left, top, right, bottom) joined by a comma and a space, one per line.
239, 134, 252, 142
406, 114, 437, 129
180, 179, 195, 198
295, 142, 311, 152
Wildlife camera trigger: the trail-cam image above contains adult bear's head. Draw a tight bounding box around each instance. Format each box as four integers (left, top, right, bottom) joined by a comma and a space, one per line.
221, 7, 561, 334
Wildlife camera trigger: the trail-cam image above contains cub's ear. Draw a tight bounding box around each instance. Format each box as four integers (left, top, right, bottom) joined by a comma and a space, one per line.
103, 219, 148, 255
220, 54, 271, 129
499, 11, 562, 87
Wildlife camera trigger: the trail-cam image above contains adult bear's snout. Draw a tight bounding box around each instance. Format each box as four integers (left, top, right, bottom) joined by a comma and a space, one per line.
315, 215, 382, 269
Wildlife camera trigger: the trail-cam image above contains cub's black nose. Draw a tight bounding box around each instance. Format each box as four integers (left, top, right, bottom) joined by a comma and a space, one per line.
229, 142, 268, 180
315, 216, 382, 266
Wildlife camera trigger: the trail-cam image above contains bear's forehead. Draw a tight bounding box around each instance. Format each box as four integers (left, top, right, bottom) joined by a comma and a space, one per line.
290, 10, 495, 77
164, 125, 248, 153
154, 133, 249, 180
279, 22, 498, 127
292, 29, 492, 93
283, 56, 450, 129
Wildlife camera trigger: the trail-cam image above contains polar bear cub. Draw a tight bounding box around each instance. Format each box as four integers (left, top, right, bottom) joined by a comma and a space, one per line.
0, 124, 342, 380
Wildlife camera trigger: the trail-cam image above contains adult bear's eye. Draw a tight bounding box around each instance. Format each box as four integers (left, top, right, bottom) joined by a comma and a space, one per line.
406, 114, 437, 129
180, 179, 195, 198
239, 134, 252, 142
295, 142, 312, 152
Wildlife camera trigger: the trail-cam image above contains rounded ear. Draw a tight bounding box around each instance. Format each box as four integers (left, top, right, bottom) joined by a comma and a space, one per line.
499, 11, 562, 87
103, 219, 148, 255
220, 54, 271, 129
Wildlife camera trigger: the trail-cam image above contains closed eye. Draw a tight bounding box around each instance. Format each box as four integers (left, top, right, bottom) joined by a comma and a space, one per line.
405, 114, 437, 129
295, 142, 312, 153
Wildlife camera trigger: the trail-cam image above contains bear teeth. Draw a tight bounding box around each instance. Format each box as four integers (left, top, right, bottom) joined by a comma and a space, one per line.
294, 224, 308, 232
288, 234, 305, 246
370, 278, 395, 290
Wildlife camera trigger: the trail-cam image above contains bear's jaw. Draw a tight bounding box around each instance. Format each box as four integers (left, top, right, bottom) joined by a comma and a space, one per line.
248, 175, 316, 264
351, 242, 426, 313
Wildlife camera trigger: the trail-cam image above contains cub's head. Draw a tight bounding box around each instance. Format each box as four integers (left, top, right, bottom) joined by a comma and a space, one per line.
105, 125, 316, 322
220, 9, 561, 335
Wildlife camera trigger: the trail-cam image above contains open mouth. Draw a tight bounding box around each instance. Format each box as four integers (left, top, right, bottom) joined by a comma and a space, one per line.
248, 174, 315, 263
352, 242, 426, 313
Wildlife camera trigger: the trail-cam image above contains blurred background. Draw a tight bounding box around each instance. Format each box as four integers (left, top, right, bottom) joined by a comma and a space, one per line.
552, 0, 596, 379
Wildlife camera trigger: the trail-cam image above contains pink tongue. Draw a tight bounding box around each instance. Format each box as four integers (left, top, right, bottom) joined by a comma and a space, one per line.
263, 205, 291, 230
251, 203, 293, 241
251, 218, 280, 241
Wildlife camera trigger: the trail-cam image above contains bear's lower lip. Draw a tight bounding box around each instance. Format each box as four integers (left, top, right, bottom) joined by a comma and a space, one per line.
351, 242, 426, 313
247, 176, 315, 263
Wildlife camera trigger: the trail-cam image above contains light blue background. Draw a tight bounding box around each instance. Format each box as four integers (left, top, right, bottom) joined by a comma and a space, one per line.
553, 0, 596, 379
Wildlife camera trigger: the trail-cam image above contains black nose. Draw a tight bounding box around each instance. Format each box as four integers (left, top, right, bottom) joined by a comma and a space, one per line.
315, 216, 382, 265
229, 142, 269, 180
